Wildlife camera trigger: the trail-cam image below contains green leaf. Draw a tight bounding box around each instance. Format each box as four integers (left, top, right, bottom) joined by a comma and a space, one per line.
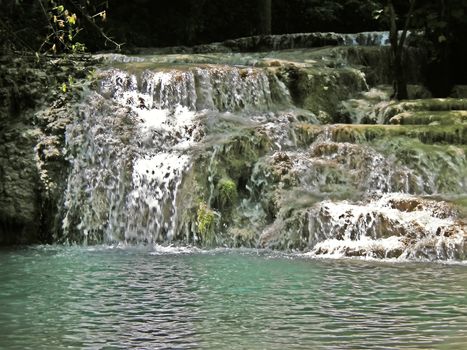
61, 83, 67, 93
68, 14, 77, 25
372, 9, 383, 20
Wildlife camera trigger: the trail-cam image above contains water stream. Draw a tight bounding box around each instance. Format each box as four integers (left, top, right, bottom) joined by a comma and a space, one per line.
1, 31, 466, 350
59, 33, 466, 261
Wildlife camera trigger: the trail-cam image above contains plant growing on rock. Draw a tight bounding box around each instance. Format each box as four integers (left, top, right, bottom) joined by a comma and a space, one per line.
196, 202, 217, 245
216, 177, 238, 209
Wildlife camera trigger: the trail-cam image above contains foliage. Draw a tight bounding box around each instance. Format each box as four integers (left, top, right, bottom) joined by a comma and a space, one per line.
414, 0, 467, 94
99, 0, 386, 47
305, 1, 344, 27
378, 0, 467, 97
196, 202, 216, 244
38, 0, 112, 54
1, 0, 465, 92
274, 0, 384, 34
216, 177, 237, 209
39, 0, 84, 54
0, 0, 119, 54
411, 0, 467, 45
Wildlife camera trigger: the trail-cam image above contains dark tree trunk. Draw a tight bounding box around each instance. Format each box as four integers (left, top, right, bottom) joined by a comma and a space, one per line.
392, 51, 408, 100
429, 0, 451, 96
258, 0, 271, 35
388, 0, 415, 100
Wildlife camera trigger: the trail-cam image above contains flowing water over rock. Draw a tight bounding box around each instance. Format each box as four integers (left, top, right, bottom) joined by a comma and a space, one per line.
60, 36, 466, 261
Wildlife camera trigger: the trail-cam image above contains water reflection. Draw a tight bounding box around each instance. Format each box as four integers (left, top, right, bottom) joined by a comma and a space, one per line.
0, 247, 466, 349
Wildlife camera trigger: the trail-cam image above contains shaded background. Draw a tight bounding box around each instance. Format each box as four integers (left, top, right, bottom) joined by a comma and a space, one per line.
0, 0, 466, 94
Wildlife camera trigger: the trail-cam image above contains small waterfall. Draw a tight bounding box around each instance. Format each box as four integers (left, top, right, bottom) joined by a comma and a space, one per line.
63, 64, 291, 243
250, 124, 466, 259
341, 31, 390, 46
188, 31, 395, 53
100, 66, 282, 113
61, 45, 465, 261
308, 194, 466, 260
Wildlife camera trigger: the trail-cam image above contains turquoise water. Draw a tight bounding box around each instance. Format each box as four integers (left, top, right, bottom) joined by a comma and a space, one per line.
0, 246, 466, 349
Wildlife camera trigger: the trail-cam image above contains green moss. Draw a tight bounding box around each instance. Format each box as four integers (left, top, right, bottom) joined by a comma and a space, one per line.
196, 202, 216, 245
216, 177, 237, 209
282, 64, 367, 116
405, 125, 467, 144
229, 227, 256, 248
450, 196, 467, 219
293, 122, 322, 146
215, 129, 270, 188
380, 98, 467, 123
389, 110, 467, 126
330, 124, 467, 145
330, 124, 397, 143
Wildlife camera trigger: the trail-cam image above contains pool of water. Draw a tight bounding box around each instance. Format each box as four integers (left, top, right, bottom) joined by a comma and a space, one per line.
0, 246, 466, 349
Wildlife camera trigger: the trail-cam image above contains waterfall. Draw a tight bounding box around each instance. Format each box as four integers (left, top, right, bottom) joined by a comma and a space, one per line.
63, 64, 291, 243
308, 194, 465, 260
61, 43, 466, 260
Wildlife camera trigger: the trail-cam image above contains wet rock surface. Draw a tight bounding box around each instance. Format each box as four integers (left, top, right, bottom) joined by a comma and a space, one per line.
0, 55, 96, 244
1, 33, 466, 260
140, 32, 391, 54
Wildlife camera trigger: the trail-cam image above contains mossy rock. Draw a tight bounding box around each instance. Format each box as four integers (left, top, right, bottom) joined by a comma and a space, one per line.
330, 124, 467, 145
196, 202, 217, 245
210, 129, 271, 192
450, 196, 467, 219
280, 64, 367, 115
379, 98, 467, 123
215, 177, 238, 209
389, 110, 467, 126
335, 85, 432, 125
293, 122, 324, 146
229, 227, 256, 247
450, 85, 467, 98
406, 85, 432, 99
259, 205, 314, 251
335, 46, 426, 86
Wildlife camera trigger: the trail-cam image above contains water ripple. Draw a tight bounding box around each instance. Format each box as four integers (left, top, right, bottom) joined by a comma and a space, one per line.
0, 246, 466, 349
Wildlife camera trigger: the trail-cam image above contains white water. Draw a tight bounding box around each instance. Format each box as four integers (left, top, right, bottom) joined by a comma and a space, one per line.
62, 47, 466, 260
63, 64, 291, 243
308, 193, 465, 260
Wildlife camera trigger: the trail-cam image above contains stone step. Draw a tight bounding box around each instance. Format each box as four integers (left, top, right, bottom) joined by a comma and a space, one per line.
295, 123, 467, 145
389, 110, 467, 125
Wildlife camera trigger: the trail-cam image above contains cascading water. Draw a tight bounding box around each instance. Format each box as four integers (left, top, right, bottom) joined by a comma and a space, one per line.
62, 37, 466, 260
63, 63, 292, 243
307, 193, 466, 260
250, 122, 466, 258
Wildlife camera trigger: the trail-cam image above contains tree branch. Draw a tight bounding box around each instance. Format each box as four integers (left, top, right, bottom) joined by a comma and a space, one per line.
68, 0, 123, 51
388, 0, 398, 56
36, 0, 66, 52
398, 0, 416, 51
